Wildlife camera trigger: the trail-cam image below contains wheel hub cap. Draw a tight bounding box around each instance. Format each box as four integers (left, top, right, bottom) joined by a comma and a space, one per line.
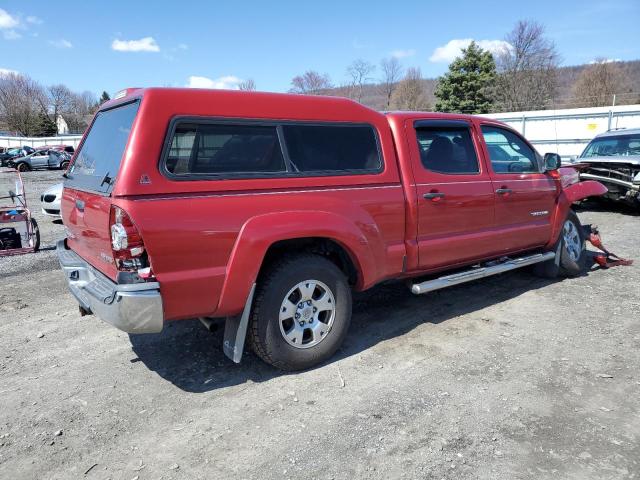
279, 280, 336, 349
563, 219, 582, 262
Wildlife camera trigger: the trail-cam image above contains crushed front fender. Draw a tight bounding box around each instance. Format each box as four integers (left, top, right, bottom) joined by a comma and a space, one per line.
563, 180, 608, 203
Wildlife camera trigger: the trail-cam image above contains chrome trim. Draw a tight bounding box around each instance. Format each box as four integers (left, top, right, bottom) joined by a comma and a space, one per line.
135, 184, 403, 202
56, 240, 163, 334
579, 173, 639, 190
411, 252, 555, 295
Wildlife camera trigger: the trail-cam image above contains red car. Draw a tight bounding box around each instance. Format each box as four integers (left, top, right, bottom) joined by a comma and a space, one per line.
57, 88, 606, 370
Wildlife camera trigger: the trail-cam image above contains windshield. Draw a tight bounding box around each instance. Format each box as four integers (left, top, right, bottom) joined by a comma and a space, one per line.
66, 101, 139, 193
581, 133, 640, 158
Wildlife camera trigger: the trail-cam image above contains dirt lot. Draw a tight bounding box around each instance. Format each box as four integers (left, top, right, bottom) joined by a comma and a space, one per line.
1, 170, 639, 480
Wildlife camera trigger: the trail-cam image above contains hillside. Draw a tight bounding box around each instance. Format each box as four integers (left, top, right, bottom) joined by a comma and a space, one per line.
324, 60, 640, 112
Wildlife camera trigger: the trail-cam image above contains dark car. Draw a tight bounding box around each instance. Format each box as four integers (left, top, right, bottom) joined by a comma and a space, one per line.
0, 146, 33, 167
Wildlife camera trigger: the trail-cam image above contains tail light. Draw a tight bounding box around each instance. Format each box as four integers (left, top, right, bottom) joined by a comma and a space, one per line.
109, 205, 154, 280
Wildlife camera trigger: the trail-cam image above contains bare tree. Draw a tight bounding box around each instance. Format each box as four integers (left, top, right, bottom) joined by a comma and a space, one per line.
390, 68, 430, 111
495, 20, 560, 111
47, 84, 73, 122
238, 79, 257, 91
572, 60, 631, 107
346, 59, 376, 103
380, 57, 403, 109
0, 73, 48, 136
289, 71, 332, 94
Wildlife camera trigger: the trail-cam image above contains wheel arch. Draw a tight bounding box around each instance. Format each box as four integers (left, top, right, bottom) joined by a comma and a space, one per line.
215, 211, 380, 317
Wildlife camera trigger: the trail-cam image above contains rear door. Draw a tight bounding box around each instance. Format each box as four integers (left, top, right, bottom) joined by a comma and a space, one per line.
408, 119, 496, 270
479, 124, 557, 252
62, 100, 140, 279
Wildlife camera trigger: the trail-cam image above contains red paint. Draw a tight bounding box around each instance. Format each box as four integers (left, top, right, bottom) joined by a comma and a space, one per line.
61, 89, 606, 322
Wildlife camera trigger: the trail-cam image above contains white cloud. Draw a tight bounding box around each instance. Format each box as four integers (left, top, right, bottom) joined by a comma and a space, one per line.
111, 36, 160, 52
0, 67, 19, 76
0, 8, 19, 29
177, 43, 188, 50
589, 58, 621, 64
429, 38, 512, 63
3, 29, 21, 40
391, 49, 416, 59
186, 75, 243, 90
26, 15, 43, 25
49, 38, 72, 48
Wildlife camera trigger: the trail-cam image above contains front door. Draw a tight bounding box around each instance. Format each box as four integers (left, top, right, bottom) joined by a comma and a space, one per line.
30, 151, 50, 168
409, 120, 496, 270
479, 124, 558, 253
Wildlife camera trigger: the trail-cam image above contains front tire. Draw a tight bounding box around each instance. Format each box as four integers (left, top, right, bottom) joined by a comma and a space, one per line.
248, 253, 352, 371
533, 210, 587, 278
16, 162, 30, 172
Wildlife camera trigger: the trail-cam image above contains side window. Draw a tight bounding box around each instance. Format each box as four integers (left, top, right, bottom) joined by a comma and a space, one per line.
481, 126, 540, 173
281, 124, 380, 173
165, 123, 285, 176
415, 126, 479, 174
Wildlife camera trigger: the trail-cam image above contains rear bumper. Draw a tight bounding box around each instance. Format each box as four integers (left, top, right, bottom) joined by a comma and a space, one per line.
56, 239, 164, 333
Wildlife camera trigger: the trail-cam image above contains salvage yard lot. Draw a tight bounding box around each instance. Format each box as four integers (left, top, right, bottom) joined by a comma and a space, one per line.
1, 170, 639, 480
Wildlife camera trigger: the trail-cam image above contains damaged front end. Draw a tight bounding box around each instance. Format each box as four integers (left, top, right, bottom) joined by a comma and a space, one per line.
578, 158, 640, 206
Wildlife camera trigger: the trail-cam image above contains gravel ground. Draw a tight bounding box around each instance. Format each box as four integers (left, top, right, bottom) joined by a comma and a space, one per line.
1, 170, 639, 480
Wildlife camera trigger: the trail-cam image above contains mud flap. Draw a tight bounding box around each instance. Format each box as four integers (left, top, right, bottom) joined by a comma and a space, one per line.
223, 283, 256, 363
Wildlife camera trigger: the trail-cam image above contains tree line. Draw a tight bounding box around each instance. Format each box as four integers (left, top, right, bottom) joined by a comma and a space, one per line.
288, 20, 637, 114
0, 73, 108, 137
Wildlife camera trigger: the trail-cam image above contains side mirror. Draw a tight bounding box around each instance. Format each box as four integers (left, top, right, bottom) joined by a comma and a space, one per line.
544, 153, 562, 171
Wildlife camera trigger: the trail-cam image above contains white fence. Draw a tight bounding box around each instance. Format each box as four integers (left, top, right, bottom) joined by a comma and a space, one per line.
3, 104, 640, 160
0, 135, 83, 150
484, 104, 640, 160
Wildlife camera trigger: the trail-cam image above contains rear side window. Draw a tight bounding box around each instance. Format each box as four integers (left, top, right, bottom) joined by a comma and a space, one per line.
415, 126, 479, 174
165, 124, 285, 176
66, 101, 139, 193
282, 125, 380, 173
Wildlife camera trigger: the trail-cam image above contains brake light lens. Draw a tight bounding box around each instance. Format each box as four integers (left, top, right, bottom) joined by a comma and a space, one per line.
109, 205, 154, 279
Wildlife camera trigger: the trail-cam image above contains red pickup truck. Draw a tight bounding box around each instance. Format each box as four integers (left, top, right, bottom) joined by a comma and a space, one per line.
57, 88, 606, 370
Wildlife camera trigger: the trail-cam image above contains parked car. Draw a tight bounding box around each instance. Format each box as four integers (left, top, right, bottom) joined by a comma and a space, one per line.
11, 150, 71, 172
41, 182, 63, 217
39, 144, 75, 154
577, 128, 640, 207
57, 88, 607, 371
0, 146, 33, 167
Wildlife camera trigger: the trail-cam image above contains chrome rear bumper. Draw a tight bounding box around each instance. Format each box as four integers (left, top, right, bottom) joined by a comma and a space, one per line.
56, 240, 163, 333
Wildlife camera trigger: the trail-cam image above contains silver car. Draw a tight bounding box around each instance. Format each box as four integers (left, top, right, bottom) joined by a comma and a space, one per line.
578, 128, 640, 207
41, 183, 62, 217
11, 150, 71, 172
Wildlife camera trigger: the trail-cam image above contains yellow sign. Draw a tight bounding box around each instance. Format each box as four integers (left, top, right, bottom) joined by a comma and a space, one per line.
587, 123, 598, 130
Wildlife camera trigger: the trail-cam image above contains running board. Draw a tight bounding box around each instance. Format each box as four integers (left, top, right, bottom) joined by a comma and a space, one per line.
411, 252, 555, 295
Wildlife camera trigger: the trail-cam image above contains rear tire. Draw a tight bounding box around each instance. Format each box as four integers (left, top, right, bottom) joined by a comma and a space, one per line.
248, 253, 352, 371
60, 161, 69, 170
533, 210, 587, 278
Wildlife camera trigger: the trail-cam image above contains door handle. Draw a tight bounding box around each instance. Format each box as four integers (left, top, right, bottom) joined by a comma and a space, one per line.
423, 192, 445, 201
75, 199, 85, 211
496, 188, 513, 195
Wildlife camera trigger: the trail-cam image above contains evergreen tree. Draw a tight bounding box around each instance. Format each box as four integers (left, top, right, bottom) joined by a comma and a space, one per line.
33, 113, 57, 136
99, 91, 111, 104
434, 41, 497, 114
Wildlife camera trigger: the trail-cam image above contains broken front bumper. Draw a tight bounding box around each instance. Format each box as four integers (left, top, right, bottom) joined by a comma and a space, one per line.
56, 239, 164, 334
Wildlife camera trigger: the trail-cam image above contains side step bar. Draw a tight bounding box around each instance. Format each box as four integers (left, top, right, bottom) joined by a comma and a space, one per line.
411, 252, 555, 295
